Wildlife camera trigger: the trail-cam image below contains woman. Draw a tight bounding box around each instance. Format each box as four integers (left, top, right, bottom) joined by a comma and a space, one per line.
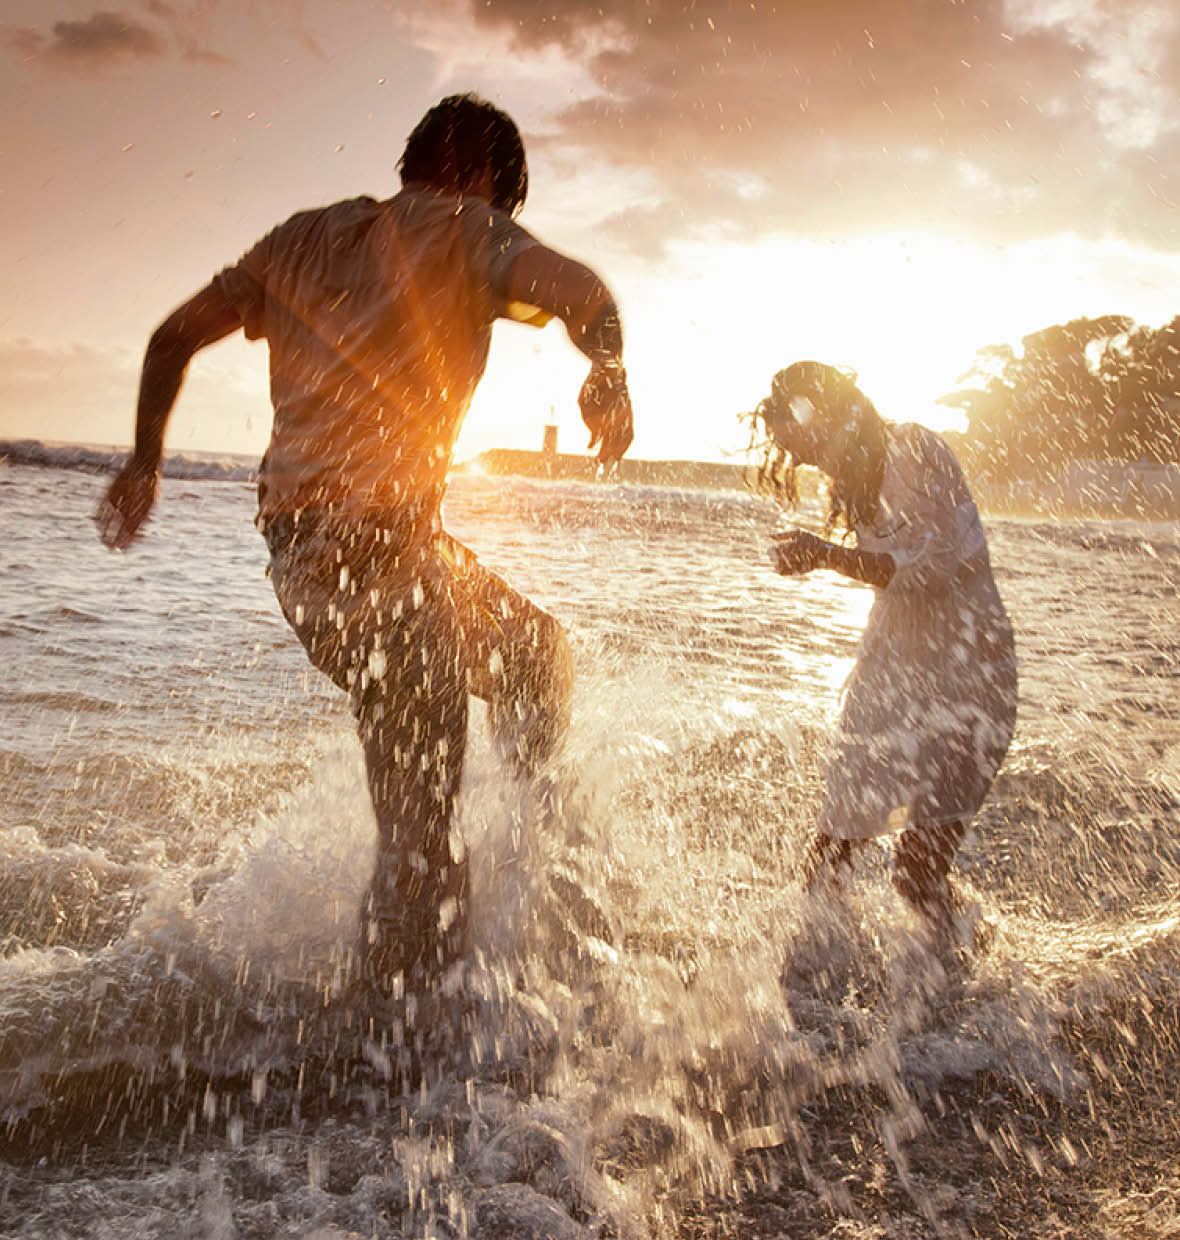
753, 361, 1017, 945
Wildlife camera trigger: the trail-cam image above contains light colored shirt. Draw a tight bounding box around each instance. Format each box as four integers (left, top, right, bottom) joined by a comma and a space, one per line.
215, 188, 541, 520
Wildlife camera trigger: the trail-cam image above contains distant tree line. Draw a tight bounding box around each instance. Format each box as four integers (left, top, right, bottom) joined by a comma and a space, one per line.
940, 314, 1180, 479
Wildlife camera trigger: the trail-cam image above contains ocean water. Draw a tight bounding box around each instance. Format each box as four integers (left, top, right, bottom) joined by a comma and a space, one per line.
2, 452, 1179, 1239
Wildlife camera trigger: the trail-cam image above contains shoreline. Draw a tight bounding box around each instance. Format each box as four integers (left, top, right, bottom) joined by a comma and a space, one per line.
4, 437, 1177, 519
453, 448, 757, 493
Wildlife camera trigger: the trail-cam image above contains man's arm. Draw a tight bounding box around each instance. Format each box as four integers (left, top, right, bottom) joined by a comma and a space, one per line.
500, 246, 633, 465
95, 281, 243, 550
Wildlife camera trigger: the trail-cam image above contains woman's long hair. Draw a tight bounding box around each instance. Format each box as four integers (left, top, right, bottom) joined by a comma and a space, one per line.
747, 361, 889, 537
743, 397, 799, 507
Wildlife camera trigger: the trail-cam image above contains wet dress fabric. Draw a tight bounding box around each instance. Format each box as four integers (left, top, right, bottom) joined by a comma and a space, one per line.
819, 423, 1018, 841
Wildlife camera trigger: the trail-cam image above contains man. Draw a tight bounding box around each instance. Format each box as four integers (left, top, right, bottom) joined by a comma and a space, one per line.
95, 93, 634, 1000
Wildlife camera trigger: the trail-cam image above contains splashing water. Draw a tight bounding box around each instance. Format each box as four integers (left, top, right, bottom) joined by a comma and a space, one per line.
2, 458, 1179, 1237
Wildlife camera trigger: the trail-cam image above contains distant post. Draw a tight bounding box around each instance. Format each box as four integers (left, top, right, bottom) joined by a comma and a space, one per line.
542, 423, 558, 477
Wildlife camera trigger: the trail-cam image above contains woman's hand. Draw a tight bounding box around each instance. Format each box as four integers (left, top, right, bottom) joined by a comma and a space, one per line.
769, 529, 829, 576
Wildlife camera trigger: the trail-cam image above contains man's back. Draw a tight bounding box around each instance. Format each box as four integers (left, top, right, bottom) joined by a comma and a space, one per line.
215, 189, 539, 519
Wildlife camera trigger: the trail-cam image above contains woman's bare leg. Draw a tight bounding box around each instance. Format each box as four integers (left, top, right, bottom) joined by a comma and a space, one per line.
801, 832, 860, 892
892, 820, 964, 944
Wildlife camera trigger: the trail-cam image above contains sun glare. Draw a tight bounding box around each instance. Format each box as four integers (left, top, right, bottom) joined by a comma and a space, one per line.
653, 231, 1180, 448
457, 231, 1180, 467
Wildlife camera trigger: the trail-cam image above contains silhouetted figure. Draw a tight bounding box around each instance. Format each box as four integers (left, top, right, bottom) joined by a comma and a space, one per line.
96, 94, 633, 1001
753, 361, 1016, 946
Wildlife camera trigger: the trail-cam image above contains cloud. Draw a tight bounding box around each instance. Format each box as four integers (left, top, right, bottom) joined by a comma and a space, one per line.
0, 339, 142, 445
0, 338, 267, 454
2, 5, 237, 71
175, 40, 234, 67
2, 27, 44, 59
6, 10, 167, 68
459, 0, 1180, 251
0, 338, 131, 390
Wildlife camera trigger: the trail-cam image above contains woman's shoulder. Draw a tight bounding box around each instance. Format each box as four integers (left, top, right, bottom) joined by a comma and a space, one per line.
888, 422, 962, 474
879, 423, 974, 523
890, 420, 942, 449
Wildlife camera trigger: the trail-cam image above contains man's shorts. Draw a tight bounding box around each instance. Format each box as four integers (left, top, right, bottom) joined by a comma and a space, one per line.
261, 506, 560, 713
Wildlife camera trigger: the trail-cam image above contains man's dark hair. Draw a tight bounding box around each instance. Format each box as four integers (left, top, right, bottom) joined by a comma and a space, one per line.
398, 93, 528, 215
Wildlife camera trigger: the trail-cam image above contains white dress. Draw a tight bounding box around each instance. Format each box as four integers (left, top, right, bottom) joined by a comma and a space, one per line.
818, 423, 1018, 840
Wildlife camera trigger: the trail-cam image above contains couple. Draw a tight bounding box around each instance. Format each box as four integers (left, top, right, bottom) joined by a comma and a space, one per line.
96, 94, 1016, 1003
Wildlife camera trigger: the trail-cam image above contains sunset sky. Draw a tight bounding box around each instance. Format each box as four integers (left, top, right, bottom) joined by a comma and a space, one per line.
3, 0, 1179, 465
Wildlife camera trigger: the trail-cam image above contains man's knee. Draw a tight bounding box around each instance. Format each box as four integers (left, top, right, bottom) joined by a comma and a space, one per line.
492, 612, 572, 771
355, 676, 467, 815
536, 612, 573, 734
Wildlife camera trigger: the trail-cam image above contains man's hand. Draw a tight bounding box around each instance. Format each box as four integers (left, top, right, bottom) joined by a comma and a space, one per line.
579, 360, 633, 466
94, 456, 159, 550
769, 529, 829, 576
91, 280, 243, 552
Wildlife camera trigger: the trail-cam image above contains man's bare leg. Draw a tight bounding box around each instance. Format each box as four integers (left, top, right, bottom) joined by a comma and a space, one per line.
486, 608, 573, 777
354, 614, 471, 996
452, 545, 574, 778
